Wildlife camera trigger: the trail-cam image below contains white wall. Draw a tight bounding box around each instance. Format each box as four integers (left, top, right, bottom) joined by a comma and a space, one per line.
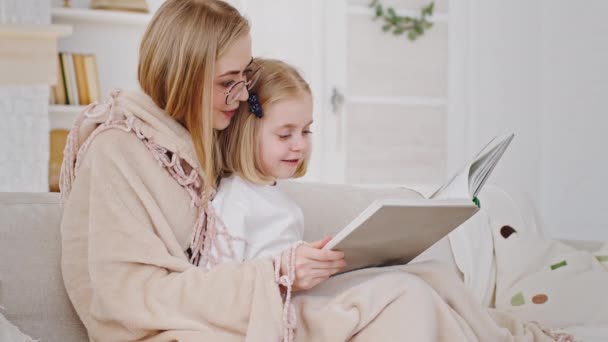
0, 1, 51, 192
449, 0, 542, 208
452, 0, 608, 240
240, 0, 325, 181
540, 1, 608, 240
0, 86, 50, 192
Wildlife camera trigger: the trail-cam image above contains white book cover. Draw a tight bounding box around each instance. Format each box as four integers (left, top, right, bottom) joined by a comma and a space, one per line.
324, 198, 478, 274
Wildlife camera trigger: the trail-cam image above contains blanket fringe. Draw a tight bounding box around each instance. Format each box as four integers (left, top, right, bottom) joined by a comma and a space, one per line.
531, 322, 579, 342
273, 241, 304, 342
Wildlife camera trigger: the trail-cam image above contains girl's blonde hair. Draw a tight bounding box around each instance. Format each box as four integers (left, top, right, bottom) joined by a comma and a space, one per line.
219, 58, 312, 184
138, 0, 249, 189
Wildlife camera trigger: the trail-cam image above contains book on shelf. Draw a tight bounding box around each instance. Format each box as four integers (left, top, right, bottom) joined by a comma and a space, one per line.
73, 54, 89, 105
51, 52, 101, 106
323, 133, 515, 274
49, 129, 69, 192
51, 54, 67, 105
57, 52, 80, 105
83, 54, 102, 103
90, 0, 149, 13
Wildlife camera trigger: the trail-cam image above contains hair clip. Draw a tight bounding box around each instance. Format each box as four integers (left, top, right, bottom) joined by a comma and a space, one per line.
248, 93, 264, 118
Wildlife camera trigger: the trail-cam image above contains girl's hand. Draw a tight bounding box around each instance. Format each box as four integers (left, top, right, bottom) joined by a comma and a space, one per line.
280, 236, 347, 292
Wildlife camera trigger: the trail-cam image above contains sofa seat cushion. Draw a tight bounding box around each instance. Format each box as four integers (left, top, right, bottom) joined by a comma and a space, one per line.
0, 193, 87, 342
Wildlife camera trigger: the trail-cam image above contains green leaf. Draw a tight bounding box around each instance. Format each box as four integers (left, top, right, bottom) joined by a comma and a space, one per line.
370, 1, 435, 41
422, 3, 434, 16
375, 4, 383, 17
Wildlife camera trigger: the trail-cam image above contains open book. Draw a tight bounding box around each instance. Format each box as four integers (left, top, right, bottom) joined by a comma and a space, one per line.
323, 133, 514, 274
430, 133, 515, 201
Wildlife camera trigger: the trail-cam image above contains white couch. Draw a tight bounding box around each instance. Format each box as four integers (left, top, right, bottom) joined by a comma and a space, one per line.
0, 183, 600, 341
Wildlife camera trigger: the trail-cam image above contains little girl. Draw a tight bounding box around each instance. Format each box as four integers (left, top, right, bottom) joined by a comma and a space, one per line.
212, 58, 316, 263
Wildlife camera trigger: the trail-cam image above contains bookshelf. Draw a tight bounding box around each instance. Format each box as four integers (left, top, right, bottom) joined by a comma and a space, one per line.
47, 4, 154, 191
49, 6, 151, 129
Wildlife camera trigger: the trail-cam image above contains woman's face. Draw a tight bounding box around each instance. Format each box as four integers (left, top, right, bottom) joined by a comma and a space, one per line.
212, 34, 253, 130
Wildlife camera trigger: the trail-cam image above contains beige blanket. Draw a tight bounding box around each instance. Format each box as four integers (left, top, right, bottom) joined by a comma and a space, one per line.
294, 261, 562, 341
60, 89, 563, 341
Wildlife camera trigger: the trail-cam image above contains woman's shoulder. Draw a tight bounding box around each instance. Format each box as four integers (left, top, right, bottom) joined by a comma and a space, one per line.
77, 128, 160, 174
76, 128, 172, 187
85, 128, 148, 159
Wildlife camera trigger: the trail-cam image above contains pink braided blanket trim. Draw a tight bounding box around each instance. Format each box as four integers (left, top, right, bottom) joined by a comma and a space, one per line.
273, 241, 305, 342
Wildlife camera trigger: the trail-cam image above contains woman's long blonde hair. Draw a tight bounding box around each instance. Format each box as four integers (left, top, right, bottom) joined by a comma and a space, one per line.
219, 58, 312, 184
138, 0, 249, 189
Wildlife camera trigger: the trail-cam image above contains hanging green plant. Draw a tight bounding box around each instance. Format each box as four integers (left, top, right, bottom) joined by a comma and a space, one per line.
369, 0, 435, 41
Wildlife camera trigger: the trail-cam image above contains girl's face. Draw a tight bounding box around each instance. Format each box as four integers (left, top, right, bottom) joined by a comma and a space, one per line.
212, 34, 253, 130
258, 94, 313, 180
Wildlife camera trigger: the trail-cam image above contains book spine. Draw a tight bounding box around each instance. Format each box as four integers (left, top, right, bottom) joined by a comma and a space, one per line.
73, 53, 90, 105
51, 53, 67, 105
84, 54, 102, 103
90, 0, 149, 12
59, 53, 73, 105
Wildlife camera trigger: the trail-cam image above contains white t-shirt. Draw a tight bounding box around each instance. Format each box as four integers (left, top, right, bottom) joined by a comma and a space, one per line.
211, 174, 304, 262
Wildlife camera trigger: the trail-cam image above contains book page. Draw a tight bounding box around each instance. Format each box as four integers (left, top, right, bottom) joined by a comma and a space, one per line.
431, 133, 514, 200
430, 168, 471, 200
470, 133, 514, 196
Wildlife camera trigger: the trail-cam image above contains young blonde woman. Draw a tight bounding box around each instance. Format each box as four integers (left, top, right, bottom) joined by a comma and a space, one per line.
59, 1, 342, 341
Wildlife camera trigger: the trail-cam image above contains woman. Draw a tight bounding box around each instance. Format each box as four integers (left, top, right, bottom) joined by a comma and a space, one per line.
60, 0, 342, 340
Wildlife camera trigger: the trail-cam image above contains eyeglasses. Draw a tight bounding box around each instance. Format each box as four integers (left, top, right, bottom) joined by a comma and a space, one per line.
224, 64, 262, 105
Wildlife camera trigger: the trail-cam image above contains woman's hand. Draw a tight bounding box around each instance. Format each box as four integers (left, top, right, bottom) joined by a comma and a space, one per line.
280, 237, 347, 292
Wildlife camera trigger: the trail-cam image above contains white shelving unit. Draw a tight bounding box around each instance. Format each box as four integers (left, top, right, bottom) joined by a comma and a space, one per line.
0, 23, 72, 85
51, 7, 151, 26
0, 23, 72, 38
49, 104, 85, 130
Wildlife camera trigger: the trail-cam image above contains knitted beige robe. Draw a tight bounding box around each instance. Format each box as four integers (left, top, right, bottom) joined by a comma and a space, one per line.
59, 89, 567, 342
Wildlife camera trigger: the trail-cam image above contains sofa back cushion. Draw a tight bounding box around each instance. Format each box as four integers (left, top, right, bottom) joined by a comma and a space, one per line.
0, 193, 87, 342
278, 181, 423, 242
